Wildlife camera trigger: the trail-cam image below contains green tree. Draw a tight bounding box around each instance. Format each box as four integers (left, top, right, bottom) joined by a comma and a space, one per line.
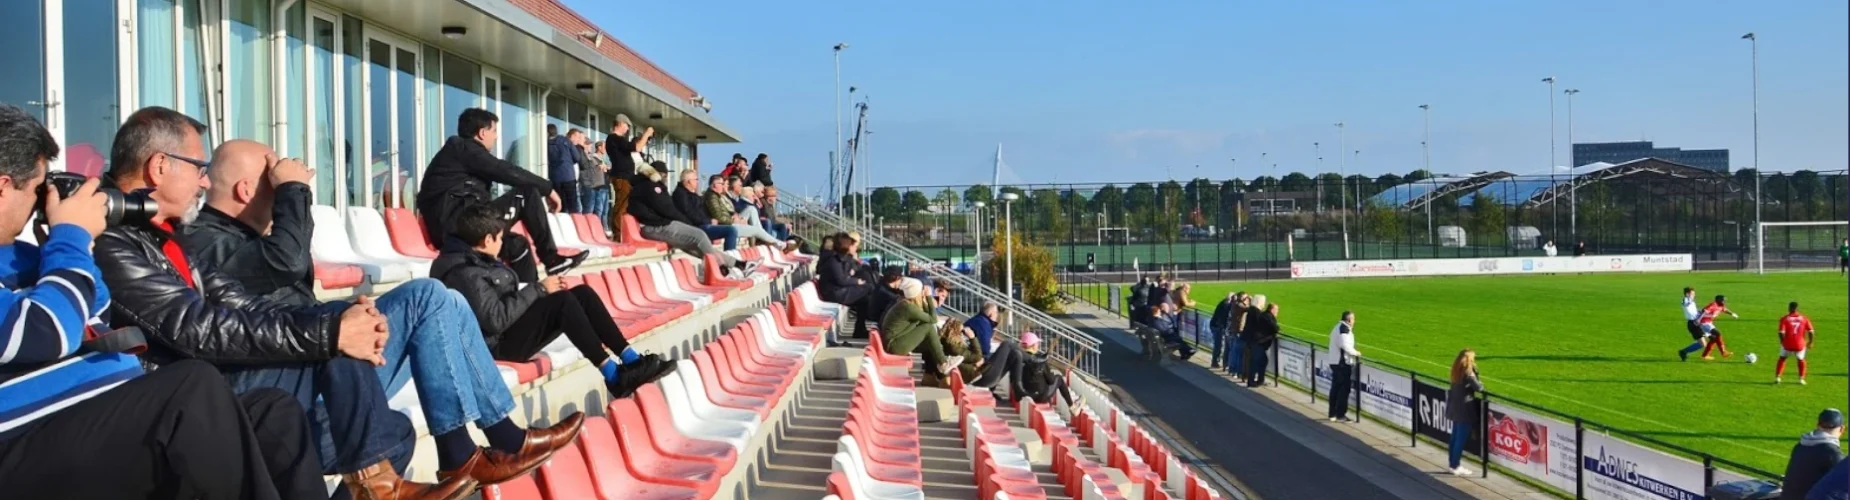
963, 184, 993, 208
901, 190, 931, 221
1091, 184, 1125, 226
933, 188, 961, 211
1364, 201, 1403, 241
1157, 181, 1184, 243
1249, 176, 1278, 192
840, 192, 864, 210
1405, 169, 1434, 184
1316, 173, 1345, 209
1374, 173, 1404, 191
1281, 172, 1313, 192
1032, 188, 1067, 240
1125, 183, 1157, 226
1470, 193, 1507, 247
984, 219, 1063, 313
870, 187, 903, 220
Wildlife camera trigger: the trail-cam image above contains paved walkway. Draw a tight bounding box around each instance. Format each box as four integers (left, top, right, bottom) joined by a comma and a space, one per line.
1057, 302, 1557, 500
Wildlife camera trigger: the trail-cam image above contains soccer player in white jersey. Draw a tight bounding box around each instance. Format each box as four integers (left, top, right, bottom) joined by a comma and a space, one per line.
1677, 287, 1708, 361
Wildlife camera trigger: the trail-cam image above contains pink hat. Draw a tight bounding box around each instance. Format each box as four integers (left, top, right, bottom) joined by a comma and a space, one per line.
1019, 331, 1042, 348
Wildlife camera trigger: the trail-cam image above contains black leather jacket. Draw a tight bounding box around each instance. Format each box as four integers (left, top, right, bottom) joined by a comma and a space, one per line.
416, 136, 554, 245
177, 182, 317, 307
429, 239, 543, 345
95, 222, 344, 366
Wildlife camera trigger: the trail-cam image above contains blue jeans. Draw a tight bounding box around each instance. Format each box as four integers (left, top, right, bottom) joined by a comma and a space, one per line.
700, 224, 740, 251
366, 279, 518, 437
1226, 336, 1245, 373
584, 186, 611, 228
1245, 344, 1269, 384
1209, 327, 1229, 366
1448, 419, 1473, 468
769, 222, 789, 240
222, 357, 415, 475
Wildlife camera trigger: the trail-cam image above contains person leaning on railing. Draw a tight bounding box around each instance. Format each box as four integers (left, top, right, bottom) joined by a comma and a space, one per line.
1446, 349, 1483, 477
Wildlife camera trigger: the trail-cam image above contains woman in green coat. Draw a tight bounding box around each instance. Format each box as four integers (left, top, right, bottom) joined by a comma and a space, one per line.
880, 278, 963, 378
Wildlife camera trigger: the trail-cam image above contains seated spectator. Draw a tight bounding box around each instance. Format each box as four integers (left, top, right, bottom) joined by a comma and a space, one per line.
737, 185, 784, 240
0, 104, 322, 499
420, 108, 584, 281
931, 317, 980, 388
817, 233, 876, 343
1019, 332, 1076, 408
624, 160, 755, 278
1783, 408, 1846, 499
703, 175, 785, 249
672, 169, 739, 250
180, 139, 585, 488
817, 234, 838, 261
1150, 302, 1196, 361
747, 153, 774, 187
432, 205, 678, 398
96, 106, 487, 499
761, 185, 791, 241
968, 304, 1028, 398
880, 278, 962, 378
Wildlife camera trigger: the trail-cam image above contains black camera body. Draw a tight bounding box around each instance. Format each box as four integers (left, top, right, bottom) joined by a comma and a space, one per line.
35, 171, 158, 227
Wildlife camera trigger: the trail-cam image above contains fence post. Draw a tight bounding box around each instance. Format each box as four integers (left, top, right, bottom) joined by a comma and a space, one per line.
1272, 340, 1280, 388
1408, 370, 1418, 447
1703, 455, 1715, 491
1480, 392, 1490, 478
1309, 349, 1319, 404
1575, 417, 1584, 500
1352, 362, 1362, 423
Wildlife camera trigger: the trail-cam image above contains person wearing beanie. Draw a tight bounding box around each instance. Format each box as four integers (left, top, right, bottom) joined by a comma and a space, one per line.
879, 278, 962, 378
1783, 408, 1846, 499
1018, 332, 1077, 408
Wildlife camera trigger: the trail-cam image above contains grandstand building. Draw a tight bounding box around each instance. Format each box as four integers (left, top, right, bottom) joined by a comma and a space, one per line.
10, 0, 737, 205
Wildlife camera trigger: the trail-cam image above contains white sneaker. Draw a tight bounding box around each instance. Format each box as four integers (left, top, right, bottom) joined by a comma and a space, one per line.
1800, 378, 1808, 385
1451, 467, 1474, 476
1775, 377, 1782, 384
1329, 417, 1342, 422
939, 355, 965, 375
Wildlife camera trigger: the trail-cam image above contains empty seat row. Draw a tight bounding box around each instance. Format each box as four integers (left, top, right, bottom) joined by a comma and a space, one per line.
1068, 380, 1223, 500
480, 296, 834, 500
827, 342, 929, 500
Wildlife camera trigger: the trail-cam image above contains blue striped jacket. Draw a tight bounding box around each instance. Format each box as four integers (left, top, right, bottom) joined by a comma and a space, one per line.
0, 224, 140, 439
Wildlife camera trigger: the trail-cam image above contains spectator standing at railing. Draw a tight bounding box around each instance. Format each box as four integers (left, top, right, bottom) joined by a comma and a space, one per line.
1241, 295, 1280, 387
1128, 276, 1151, 327
578, 140, 610, 225
1781, 409, 1845, 500
1326, 311, 1362, 422
544, 125, 584, 214
1209, 291, 1247, 373
1446, 349, 1483, 476
746, 153, 775, 187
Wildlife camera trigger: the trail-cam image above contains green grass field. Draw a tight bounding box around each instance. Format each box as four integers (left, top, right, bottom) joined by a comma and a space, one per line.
1179, 271, 1846, 474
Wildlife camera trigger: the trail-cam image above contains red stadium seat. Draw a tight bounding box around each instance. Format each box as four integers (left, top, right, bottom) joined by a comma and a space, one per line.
608, 396, 738, 472
382, 207, 439, 259
617, 215, 670, 252
314, 261, 365, 289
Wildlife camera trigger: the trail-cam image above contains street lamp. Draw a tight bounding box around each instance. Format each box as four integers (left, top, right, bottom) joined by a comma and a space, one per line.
1335, 122, 1349, 258
1564, 88, 1581, 237
1420, 104, 1433, 244
833, 43, 848, 214
1000, 192, 1021, 328
1743, 32, 1762, 273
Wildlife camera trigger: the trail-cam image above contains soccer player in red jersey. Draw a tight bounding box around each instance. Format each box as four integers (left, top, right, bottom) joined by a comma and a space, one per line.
1776, 301, 1815, 385
1699, 295, 1737, 360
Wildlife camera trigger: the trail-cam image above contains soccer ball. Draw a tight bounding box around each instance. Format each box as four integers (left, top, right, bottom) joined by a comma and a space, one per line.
1745, 353, 1758, 364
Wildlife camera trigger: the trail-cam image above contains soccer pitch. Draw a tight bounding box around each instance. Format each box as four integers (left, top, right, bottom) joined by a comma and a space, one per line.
1180, 271, 1847, 474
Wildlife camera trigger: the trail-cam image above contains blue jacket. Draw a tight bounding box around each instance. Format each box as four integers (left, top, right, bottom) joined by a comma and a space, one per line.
0, 225, 140, 439
546, 135, 583, 184
965, 314, 997, 358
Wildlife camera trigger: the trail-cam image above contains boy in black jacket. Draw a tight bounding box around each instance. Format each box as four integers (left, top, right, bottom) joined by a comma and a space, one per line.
432, 205, 675, 398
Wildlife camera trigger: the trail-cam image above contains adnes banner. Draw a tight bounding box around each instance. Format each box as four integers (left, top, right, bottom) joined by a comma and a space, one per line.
1290, 254, 1692, 279
1580, 431, 1707, 500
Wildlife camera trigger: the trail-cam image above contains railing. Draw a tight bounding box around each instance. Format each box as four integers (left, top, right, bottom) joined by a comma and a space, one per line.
1057, 274, 1785, 499
780, 199, 1104, 379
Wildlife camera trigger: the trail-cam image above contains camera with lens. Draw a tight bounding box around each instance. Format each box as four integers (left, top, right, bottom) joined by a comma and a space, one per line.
34, 171, 158, 227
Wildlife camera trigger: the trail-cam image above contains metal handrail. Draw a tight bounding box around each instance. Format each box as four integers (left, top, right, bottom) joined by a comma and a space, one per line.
780, 199, 1103, 378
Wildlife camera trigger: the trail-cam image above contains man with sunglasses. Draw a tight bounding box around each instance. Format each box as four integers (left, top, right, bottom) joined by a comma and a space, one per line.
95, 106, 476, 499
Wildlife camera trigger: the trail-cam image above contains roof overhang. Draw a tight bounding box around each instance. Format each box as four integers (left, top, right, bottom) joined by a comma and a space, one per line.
1521, 158, 1745, 208
1406, 172, 1514, 210
317, 0, 741, 143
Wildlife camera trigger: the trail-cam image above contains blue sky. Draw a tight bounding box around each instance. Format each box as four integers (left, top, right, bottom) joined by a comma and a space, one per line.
567, 0, 1848, 198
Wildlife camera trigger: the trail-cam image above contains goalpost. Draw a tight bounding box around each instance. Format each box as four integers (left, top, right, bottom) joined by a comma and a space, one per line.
1097, 227, 1130, 247
1755, 221, 1849, 274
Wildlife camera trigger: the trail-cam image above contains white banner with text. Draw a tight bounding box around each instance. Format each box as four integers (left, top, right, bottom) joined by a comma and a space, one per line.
1290, 254, 1693, 279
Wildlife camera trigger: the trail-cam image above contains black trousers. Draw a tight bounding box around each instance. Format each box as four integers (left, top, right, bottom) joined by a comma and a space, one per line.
494, 285, 631, 367
1328, 362, 1354, 419
553, 182, 580, 215
487, 188, 560, 282
972, 342, 1027, 395
829, 285, 874, 339
0, 360, 323, 500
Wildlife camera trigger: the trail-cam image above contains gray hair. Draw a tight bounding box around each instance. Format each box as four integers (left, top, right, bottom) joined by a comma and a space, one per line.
981, 302, 999, 314
1250, 294, 1268, 310
108, 106, 208, 183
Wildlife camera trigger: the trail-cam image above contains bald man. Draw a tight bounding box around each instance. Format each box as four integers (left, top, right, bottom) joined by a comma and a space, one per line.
179, 140, 585, 489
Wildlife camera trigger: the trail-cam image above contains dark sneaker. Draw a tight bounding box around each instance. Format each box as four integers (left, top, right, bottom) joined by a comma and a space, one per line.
606, 357, 678, 399
543, 252, 587, 276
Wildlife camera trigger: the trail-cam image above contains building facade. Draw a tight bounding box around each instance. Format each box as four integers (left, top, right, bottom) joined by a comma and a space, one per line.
1572, 141, 1729, 172
4, 0, 736, 211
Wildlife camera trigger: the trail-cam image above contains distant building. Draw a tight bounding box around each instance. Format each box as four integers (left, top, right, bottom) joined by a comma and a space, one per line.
1572, 141, 1730, 172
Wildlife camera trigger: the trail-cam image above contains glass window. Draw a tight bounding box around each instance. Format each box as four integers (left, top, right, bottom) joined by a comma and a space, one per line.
502, 78, 532, 170
282, 2, 306, 158
482, 76, 498, 154
137, 0, 177, 110
0, 2, 47, 125
421, 45, 441, 162
567, 100, 587, 133
227, 0, 271, 142
440, 52, 478, 140
310, 14, 336, 204
394, 46, 417, 208
342, 15, 363, 208
181, 0, 206, 124
544, 93, 567, 140
64, 0, 118, 175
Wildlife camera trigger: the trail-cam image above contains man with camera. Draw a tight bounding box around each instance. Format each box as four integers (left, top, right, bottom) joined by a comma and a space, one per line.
180, 139, 583, 488
0, 105, 324, 499
420, 108, 584, 283
94, 106, 475, 500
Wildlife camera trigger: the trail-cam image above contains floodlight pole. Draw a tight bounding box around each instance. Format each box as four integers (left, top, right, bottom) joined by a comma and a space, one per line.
1744, 32, 1763, 274
1564, 89, 1580, 238
1421, 104, 1433, 245
1336, 122, 1349, 259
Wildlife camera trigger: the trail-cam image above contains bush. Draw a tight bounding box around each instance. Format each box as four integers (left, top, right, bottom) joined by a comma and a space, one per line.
983, 220, 1064, 313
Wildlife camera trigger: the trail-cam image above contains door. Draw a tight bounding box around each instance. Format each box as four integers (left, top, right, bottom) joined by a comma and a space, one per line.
0, 1, 62, 170
362, 29, 420, 210
481, 68, 501, 156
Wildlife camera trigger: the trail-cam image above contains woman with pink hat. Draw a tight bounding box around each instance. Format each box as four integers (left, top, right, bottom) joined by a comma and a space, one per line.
1017, 331, 1076, 407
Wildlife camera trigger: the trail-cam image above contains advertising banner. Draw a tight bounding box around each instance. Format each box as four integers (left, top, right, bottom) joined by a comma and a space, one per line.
1359, 365, 1415, 431
1276, 339, 1312, 389
1580, 431, 1708, 500
1486, 402, 1579, 492
1412, 378, 1482, 459
1290, 254, 1693, 279
1312, 348, 1333, 396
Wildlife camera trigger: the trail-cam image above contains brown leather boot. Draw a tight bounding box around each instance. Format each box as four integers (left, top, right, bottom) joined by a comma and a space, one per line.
343, 459, 477, 500
438, 413, 586, 485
